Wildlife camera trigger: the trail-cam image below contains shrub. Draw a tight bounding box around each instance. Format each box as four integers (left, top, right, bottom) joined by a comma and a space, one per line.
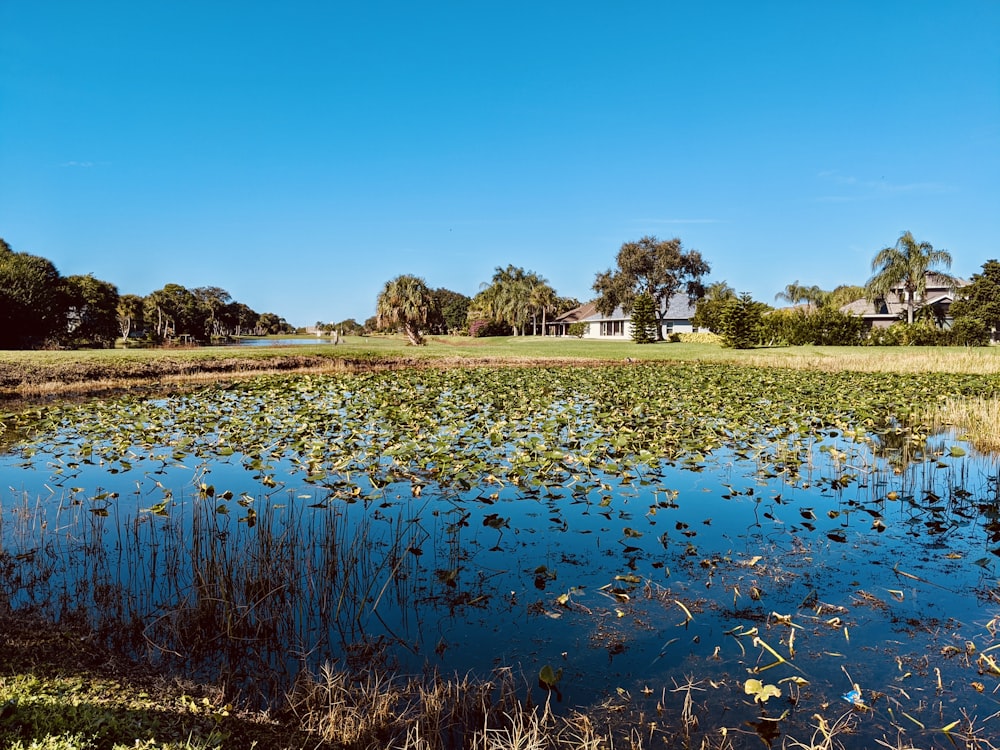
949, 317, 990, 346
468, 319, 508, 338
567, 322, 587, 338
677, 332, 722, 344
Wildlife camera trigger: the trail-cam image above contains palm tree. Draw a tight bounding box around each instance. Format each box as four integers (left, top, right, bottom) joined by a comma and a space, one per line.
476, 265, 541, 335
376, 274, 435, 345
866, 231, 954, 324
705, 281, 737, 302
527, 277, 557, 335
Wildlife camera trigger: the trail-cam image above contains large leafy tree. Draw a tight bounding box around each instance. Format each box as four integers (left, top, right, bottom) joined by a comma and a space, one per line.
593, 236, 710, 340
193, 286, 233, 339
866, 231, 955, 324
950, 259, 1000, 335
64, 274, 120, 348
0, 238, 67, 348
376, 274, 436, 345
430, 288, 471, 334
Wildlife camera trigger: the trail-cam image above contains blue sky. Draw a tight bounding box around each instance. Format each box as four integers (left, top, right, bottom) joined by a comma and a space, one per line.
2, 1, 998, 327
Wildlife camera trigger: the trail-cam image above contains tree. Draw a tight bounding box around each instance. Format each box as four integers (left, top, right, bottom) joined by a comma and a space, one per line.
253, 312, 288, 335
117, 294, 145, 343
473, 266, 551, 336
629, 293, 658, 344
64, 274, 120, 348
222, 302, 256, 338
826, 284, 867, 310
693, 281, 737, 332
950, 259, 1000, 338
192, 286, 232, 339
0, 239, 67, 348
376, 274, 436, 345
718, 293, 764, 349
527, 279, 558, 336
774, 281, 827, 310
866, 231, 955, 324
593, 236, 710, 340
145, 284, 201, 341
430, 288, 471, 334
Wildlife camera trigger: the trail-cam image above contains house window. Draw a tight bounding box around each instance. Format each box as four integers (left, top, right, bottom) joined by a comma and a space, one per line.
600, 321, 624, 336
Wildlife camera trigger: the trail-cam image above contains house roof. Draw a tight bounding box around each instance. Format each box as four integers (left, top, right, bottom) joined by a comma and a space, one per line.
552, 301, 598, 323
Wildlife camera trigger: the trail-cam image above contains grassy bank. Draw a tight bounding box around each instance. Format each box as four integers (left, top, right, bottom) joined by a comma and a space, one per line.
3, 336, 1000, 401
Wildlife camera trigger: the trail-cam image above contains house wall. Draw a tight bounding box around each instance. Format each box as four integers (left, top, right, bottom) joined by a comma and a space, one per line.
581, 319, 699, 339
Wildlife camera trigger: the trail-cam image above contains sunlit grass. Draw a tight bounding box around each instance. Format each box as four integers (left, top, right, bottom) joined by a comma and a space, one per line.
921, 395, 1000, 452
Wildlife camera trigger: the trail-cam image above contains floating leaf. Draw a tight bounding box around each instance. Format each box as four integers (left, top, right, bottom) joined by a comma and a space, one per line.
744, 678, 781, 703
538, 664, 563, 689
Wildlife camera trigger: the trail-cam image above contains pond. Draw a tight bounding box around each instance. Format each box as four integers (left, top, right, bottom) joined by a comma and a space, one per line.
1, 364, 998, 746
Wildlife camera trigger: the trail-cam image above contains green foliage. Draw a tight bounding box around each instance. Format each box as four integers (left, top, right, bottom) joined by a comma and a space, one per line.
950, 259, 1000, 335
865, 321, 948, 346
761, 307, 866, 346
430, 288, 471, 334
566, 322, 587, 338
0, 240, 67, 349
866, 231, 954, 324
471, 266, 556, 336
375, 274, 436, 345
718, 293, 763, 349
63, 274, 120, 348
774, 280, 827, 308
949, 317, 990, 347
593, 235, 710, 340
629, 294, 658, 343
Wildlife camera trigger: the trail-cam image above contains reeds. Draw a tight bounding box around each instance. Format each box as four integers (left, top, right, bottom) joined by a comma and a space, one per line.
920, 395, 1000, 453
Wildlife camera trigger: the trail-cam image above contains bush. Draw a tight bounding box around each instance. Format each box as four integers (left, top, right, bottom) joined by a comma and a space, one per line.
567, 322, 587, 338
468, 319, 508, 338
949, 317, 990, 346
677, 332, 722, 344
865, 321, 948, 346
760, 307, 865, 346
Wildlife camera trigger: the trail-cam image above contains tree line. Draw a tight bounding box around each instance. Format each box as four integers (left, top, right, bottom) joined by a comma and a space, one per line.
374, 267, 582, 345
699, 232, 1000, 348
0, 238, 293, 349
376, 230, 999, 348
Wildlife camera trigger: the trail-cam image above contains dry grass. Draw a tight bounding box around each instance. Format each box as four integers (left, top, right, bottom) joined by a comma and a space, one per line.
920, 395, 1000, 452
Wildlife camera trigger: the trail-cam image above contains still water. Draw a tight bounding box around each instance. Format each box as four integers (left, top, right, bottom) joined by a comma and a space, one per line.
0, 382, 997, 744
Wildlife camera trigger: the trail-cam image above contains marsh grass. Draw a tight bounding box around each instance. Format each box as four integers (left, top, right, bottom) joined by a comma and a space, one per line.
920, 395, 1000, 453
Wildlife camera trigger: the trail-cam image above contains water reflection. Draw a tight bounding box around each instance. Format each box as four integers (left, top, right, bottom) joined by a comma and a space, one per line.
0, 398, 998, 744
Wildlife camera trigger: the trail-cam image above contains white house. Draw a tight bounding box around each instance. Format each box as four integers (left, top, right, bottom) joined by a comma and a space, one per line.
550, 294, 700, 339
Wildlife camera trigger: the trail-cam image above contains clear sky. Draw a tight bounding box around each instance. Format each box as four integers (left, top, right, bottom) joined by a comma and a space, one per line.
2, 1, 998, 327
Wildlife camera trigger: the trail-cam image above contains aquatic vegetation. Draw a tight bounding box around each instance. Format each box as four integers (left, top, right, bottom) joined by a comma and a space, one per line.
1, 363, 999, 746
